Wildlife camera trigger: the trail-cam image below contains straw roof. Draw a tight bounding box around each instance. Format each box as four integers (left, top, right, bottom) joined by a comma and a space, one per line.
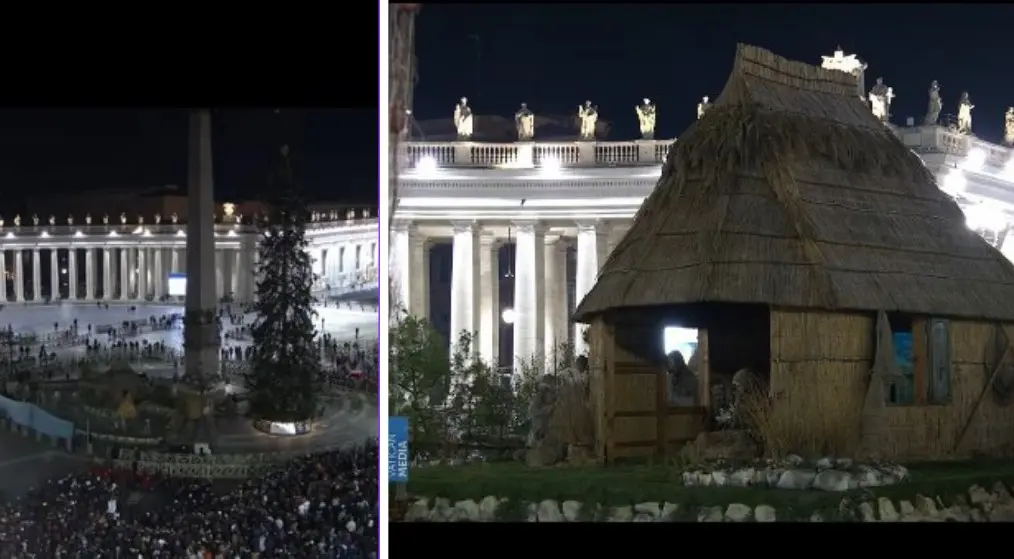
575, 44, 1014, 323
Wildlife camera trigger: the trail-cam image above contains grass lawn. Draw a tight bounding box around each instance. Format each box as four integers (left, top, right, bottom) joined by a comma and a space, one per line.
403, 459, 1014, 520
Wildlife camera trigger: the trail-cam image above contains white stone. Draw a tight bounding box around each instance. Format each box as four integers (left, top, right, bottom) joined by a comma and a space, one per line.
634, 502, 661, 518
526, 503, 538, 522
478, 496, 501, 521
812, 470, 852, 492
711, 470, 729, 487
856, 466, 884, 488
682, 470, 700, 487
633, 513, 655, 522
608, 506, 633, 522
661, 502, 680, 521
454, 500, 481, 522
808, 511, 823, 522
725, 503, 752, 522
836, 458, 854, 469
776, 469, 816, 490
755, 505, 777, 522
877, 497, 899, 522
785, 454, 804, 466
815, 457, 833, 470
914, 495, 938, 519
764, 467, 784, 487
858, 501, 877, 522
698, 506, 724, 522
406, 498, 430, 522
698, 472, 715, 487
898, 500, 919, 522
430, 498, 453, 522
728, 467, 756, 487
561, 500, 583, 522
537, 500, 564, 522
968, 485, 992, 507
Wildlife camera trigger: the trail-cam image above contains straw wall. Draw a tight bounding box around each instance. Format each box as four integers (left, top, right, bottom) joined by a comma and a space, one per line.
771, 309, 1014, 460
588, 318, 706, 462
769, 310, 872, 458
868, 321, 1014, 460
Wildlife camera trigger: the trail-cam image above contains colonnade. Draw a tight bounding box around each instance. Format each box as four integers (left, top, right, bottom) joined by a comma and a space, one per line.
393, 220, 625, 372
0, 245, 255, 303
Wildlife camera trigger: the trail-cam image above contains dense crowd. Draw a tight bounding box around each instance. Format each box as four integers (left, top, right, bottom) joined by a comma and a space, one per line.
0, 439, 378, 558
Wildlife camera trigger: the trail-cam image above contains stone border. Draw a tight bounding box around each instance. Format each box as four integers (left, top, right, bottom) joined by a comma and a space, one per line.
403, 482, 1014, 522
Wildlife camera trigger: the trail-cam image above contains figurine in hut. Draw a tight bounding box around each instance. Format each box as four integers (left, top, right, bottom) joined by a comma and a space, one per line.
667, 350, 699, 406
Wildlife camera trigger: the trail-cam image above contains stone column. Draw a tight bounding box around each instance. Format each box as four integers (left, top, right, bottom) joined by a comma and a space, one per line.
231, 250, 241, 300
171, 249, 181, 274
68, 249, 78, 300
0, 251, 7, 302
513, 222, 545, 372
85, 249, 95, 300
215, 249, 224, 300
31, 249, 41, 301
14, 251, 24, 302
184, 108, 221, 389
102, 249, 112, 300
152, 248, 164, 299
137, 248, 147, 300
450, 223, 480, 354
119, 249, 129, 300
49, 250, 58, 300
392, 222, 422, 317
127, 248, 137, 298
575, 221, 608, 356
478, 234, 499, 365
223, 248, 235, 298
544, 238, 569, 371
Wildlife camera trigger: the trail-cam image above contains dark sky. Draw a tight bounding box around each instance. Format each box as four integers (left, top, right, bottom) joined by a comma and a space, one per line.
0, 109, 377, 208
414, 4, 1014, 143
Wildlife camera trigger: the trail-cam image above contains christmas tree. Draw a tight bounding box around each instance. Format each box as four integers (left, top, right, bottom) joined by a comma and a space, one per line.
246, 145, 322, 423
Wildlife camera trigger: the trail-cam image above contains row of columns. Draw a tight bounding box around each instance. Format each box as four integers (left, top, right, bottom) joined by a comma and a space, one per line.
394, 220, 623, 372
0, 246, 257, 303
314, 241, 379, 288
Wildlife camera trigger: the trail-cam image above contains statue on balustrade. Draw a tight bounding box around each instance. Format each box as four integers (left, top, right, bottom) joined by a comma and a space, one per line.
31, 214, 38, 226
453, 97, 473, 140
85, 214, 92, 225
171, 213, 178, 224
515, 103, 535, 141
635, 98, 656, 140
13, 215, 19, 227
924, 80, 942, 125
48, 215, 55, 226
66, 215, 73, 226
697, 96, 711, 120
120, 213, 127, 225
957, 91, 974, 135
154, 213, 162, 224
102, 214, 109, 225
138, 215, 144, 225
868, 77, 893, 123
1005, 107, 1014, 146
577, 100, 598, 141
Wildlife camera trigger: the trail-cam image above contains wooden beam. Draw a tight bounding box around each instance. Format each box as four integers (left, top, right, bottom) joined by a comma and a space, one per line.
655, 366, 668, 460
913, 317, 928, 405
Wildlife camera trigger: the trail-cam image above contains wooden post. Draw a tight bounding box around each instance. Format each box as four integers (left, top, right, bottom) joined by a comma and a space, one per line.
697, 329, 711, 410
655, 365, 668, 460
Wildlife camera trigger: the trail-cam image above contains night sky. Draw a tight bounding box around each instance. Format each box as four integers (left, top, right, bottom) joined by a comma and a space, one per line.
414, 4, 1014, 143
0, 109, 378, 211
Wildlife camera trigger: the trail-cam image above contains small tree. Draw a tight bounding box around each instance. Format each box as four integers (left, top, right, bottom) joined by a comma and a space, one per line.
246, 146, 321, 423
389, 314, 452, 451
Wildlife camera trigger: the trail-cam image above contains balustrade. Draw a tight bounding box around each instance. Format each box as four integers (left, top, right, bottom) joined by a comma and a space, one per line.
403, 138, 675, 169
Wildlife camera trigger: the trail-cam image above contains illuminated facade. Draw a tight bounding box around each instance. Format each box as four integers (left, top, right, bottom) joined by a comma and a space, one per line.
393, 124, 1014, 369
0, 212, 378, 304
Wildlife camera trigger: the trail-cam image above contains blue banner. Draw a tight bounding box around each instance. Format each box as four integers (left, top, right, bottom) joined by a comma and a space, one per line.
388, 416, 409, 484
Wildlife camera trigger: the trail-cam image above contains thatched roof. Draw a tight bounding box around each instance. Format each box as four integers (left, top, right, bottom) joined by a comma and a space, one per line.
575, 44, 1014, 324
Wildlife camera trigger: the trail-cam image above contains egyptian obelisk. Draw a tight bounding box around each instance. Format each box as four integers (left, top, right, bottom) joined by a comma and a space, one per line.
184, 109, 221, 392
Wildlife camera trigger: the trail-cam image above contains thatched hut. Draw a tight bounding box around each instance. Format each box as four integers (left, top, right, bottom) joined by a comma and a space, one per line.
574, 44, 1014, 463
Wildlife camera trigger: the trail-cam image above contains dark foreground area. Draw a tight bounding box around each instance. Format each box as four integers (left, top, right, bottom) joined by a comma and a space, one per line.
0, 439, 378, 557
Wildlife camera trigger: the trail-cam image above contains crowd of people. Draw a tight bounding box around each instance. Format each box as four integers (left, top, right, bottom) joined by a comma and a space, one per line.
0, 439, 378, 558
